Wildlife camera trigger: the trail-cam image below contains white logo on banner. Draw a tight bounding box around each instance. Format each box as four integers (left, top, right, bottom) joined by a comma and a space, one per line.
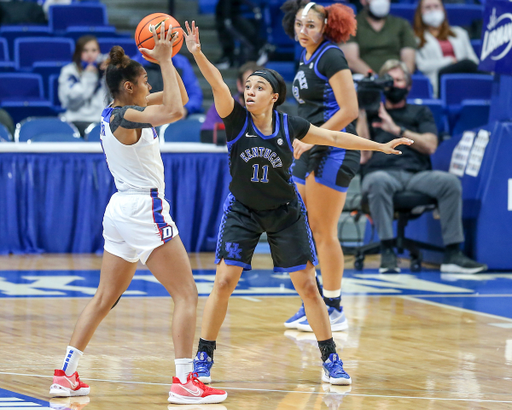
449, 131, 475, 176
481, 8, 512, 61
466, 129, 491, 177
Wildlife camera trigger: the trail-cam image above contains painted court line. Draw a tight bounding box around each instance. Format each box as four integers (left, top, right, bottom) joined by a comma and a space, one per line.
402, 296, 512, 322
1, 372, 511, 404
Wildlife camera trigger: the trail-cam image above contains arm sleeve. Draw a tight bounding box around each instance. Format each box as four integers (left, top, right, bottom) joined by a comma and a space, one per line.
222, 99, 248, 142
109, 106, 153, 133
317, 47, 350, 79
288, 115, 311, 141
58, 65, 99, 110
417, 106, 438, 136
172, 55, 204, 115
400, 19, 417, 50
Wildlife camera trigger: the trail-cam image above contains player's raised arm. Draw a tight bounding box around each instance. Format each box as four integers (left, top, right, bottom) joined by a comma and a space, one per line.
184, 20, 234, 118
302, 124, 414, 155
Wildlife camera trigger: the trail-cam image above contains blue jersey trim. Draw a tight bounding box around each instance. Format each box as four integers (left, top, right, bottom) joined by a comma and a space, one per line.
217, 258, 252, 271
251, 111, 281, 140
314, 45, 340, 81
227, 113, 249, 149
150, 188, 171, 243
274, 264, 309, 273
314, 176, 349, 192
282, 113, 293, 151
302, 40, 330, 65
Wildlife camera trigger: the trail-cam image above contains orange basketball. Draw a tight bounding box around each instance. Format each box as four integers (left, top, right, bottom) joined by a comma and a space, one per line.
135, 13, 184, 63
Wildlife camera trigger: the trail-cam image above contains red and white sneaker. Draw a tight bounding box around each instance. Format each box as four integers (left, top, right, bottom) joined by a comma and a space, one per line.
168, 372, 227, 404
49, 370, 90, 397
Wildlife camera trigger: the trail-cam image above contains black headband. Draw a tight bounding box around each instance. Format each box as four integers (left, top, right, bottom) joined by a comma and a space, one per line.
248, 70, 279, 94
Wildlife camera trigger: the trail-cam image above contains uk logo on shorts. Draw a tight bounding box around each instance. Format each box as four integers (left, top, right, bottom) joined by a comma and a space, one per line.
226, 242, 242, 259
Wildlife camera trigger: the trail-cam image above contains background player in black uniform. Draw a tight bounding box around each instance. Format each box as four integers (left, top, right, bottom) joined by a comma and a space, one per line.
281, 1, 359, 333
183, 21, 412, 386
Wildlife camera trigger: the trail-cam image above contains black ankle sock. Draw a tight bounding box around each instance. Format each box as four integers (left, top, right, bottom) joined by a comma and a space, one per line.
318, 337, 337, 362
197, 338, 216, 359
381, 239, 394, 251
445, 243, 460, 256
324, 296, 341, 310
315, 275, 323, 297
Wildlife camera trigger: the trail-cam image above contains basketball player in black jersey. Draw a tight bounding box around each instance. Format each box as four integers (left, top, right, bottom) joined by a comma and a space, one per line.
184, 20, 412, 386
281, 1, 359, 333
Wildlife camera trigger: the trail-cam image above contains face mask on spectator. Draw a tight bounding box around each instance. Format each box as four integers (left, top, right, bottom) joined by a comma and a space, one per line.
422, 10, 445, 28
384, 86, 409, 103
368, 0, 390, 19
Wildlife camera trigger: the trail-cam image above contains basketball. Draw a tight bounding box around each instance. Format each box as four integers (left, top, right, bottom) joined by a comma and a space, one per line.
135, 13, 184, 63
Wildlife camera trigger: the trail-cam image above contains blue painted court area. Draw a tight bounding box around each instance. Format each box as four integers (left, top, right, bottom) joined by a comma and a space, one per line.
0, 387, 51, 408
1, 269, 512, 319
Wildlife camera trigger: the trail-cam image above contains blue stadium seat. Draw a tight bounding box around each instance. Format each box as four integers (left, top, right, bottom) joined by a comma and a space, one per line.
48, 74, 62, 108
15, 37, 74, 71
49, 4, 109, 33
64, 25, 117, 42
33, 62, 67, 98
161, 119, 202, 142
0, 26, 51, 59
409, 74, 433, 99
0, 123, 12, 142
265, 61, 296, 82
407, 98, 447, 134
263, 1, 295, 58
3, 101, 57, 125
445, 5, 484, 28
471, 39, 482, 59
0, 73, 45, 102
440, 74, 493, 108
98, 38, 137, 57
198, 0, 218, 14
389, 4, 415, 22
451, 99, 490, 136
84, 122, 101, 141
0, 37, 15, 72
15, 117, 81, 142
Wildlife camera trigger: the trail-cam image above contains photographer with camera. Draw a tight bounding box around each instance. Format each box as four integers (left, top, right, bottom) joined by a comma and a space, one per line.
357, 59, 487, 274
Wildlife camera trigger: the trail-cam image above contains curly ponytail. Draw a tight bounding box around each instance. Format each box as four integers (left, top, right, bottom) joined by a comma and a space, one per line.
105, 46, 143, 98
324, 4, 357, 44
281, 1, 356, 44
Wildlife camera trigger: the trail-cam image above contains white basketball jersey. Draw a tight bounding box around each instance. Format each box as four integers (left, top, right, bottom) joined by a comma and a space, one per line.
100, 106, 165, 193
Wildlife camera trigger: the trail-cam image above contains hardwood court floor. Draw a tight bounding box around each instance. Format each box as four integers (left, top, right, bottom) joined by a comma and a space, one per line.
1, 254, 512, 410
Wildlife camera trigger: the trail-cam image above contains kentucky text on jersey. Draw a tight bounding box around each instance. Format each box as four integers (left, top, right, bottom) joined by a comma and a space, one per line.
239, 147, 283, 168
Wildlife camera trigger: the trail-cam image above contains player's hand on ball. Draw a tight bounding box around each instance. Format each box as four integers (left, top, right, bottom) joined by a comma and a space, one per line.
184, 21, 201, 55
381, 138, 414, 155
139, 22, 176, 63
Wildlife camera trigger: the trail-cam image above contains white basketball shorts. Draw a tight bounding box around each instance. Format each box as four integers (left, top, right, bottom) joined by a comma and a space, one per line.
103, 189, 179, 264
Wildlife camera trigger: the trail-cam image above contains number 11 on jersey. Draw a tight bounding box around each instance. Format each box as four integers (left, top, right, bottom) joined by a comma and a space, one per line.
251, 164, 269, 183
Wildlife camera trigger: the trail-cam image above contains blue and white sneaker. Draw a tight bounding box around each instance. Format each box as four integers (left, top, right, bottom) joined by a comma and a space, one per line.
193, 352, 213, 384
284, 303, 306, 329
296, 306, 348, 332
322, 353, 351, 385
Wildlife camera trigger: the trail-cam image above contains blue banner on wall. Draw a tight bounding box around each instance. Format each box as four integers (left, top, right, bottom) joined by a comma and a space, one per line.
479, 0, 512, 73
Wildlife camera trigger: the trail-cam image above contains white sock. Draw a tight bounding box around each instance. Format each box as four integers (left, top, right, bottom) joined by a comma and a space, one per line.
323, 289, 341, 298
62, 346, 83, 376
175, 358, 193, 384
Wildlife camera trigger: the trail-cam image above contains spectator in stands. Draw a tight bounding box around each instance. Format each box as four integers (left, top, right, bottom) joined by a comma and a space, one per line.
214, 0, 269, 69
414, 0, 479, 97
132, 53, 203, 118
58, 35, 108, 137
200, 61, 262, 143
357, 59, 487, 274
0, 108, 14, 139
341, 0, 416, 75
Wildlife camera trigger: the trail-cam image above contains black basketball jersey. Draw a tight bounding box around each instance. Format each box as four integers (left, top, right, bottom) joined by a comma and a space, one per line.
222, 100, 310, 211
292, 40, 350, 128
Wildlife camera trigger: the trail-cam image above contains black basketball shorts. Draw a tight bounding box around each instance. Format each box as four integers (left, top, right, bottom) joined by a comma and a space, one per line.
215, 193, 318, 272
292, 147, 360, 192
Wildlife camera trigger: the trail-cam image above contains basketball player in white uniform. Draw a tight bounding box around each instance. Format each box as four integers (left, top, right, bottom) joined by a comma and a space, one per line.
49, 25, 227, 405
